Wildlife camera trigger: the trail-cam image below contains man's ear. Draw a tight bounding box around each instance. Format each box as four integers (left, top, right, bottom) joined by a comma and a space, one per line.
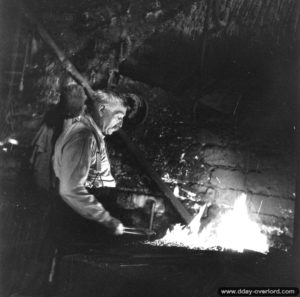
98, 104, 105, 115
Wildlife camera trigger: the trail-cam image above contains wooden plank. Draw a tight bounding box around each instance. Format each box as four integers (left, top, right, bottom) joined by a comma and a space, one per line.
18, 1, 95, 99
118, 130, 193, 224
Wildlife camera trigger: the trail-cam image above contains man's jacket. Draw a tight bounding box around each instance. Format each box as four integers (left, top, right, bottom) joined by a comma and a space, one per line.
52, 114, 116, 223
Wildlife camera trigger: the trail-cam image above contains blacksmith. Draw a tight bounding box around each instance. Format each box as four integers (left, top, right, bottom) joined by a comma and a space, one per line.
52, 85, 163, 236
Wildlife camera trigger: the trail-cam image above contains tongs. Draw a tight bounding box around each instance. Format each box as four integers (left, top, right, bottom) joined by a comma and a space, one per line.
123, 227, 156, 236
123, 200, 157, 237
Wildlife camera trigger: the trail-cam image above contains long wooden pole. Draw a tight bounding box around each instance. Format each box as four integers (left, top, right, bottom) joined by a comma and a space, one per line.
19, 1, 193, 224
18, 2, 95, 99
118, 130, 193, 224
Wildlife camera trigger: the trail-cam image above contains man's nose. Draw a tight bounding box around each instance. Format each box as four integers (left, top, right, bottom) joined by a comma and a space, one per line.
118, 119, 123, 128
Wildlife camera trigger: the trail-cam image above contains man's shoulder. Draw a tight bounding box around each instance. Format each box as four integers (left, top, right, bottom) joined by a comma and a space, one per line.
67, 121, 95, 142
66, 119, 105, 147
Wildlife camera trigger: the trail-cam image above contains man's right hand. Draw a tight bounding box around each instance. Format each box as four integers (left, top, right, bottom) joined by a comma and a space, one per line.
102, 217, 124, 235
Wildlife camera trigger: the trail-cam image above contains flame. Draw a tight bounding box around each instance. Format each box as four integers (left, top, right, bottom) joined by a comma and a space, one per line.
149, 194, 270, 254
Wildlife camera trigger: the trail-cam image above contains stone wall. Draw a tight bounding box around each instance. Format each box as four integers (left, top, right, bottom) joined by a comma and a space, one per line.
110, 79, 296, 249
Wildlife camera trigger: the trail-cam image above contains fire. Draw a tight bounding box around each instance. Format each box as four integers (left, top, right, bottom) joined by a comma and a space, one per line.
149, 194, 270, 254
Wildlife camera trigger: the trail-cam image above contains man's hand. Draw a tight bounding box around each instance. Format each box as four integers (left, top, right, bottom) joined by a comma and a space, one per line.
102, 217, 124, 235
114, 222, 124, 235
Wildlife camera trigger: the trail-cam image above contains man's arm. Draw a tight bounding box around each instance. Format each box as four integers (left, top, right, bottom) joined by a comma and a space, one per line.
58, 129, 120, 229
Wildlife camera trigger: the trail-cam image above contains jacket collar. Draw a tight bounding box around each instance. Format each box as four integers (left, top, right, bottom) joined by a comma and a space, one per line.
82, 114, 105, 140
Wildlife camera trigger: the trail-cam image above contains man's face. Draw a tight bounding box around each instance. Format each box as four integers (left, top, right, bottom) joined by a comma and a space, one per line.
98, 102, 127, 135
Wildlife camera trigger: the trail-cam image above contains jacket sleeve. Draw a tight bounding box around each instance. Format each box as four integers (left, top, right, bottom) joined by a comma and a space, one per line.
58, 129, 112, 223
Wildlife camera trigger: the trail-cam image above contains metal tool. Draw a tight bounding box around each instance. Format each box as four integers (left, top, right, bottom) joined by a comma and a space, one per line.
149, 200, 156, 232
123, 227, 156, 237
123, 199, 157, 237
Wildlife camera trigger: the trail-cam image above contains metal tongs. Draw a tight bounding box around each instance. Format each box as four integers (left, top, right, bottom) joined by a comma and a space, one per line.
123, 200, 157, 237
123, 227, 156, 236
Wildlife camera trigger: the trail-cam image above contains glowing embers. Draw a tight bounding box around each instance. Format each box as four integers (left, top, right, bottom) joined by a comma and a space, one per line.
148, 194, 270, 254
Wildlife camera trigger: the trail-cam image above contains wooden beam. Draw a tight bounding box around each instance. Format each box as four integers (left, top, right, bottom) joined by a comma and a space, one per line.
118, 130, 193, 224
18, 1, 95, 99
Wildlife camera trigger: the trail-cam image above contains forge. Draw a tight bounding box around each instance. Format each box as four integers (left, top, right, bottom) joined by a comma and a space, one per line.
0, 0, 299, 296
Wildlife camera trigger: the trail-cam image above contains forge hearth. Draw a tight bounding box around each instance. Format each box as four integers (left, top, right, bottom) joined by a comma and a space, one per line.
55, 242, 296, 297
